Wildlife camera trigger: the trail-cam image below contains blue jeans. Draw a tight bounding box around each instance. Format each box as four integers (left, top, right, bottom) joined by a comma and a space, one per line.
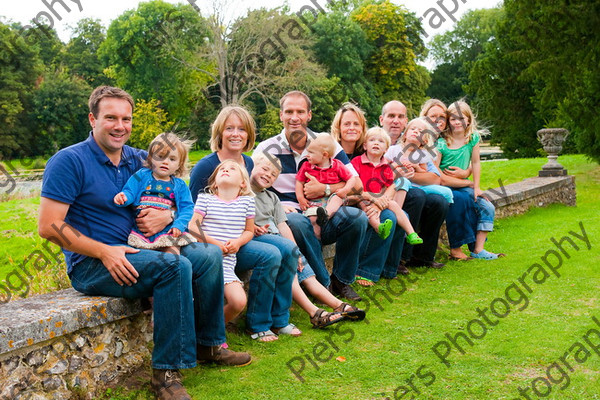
287, 206, 368, 286
357, 209, 406, 282
446, 188, 478, 249
402, 189, 449, 262
69, 243, 224, 370
235, 236, 296, 332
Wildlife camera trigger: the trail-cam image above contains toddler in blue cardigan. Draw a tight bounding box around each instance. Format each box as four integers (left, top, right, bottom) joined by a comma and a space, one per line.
114, 132, 196, 254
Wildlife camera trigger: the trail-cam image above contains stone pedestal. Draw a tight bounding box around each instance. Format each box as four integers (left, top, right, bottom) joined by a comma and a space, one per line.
537, 128, 569, 177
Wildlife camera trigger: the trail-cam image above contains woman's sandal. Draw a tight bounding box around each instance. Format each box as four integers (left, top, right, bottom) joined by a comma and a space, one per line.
334, 302, 366, 321
271, 323, 302, 337
249, 329, 279, 342
355, 276, 375, 287
310, 309, 346, 329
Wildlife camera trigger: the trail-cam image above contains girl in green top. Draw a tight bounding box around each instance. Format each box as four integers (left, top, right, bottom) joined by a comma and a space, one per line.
437, 101, 505, 261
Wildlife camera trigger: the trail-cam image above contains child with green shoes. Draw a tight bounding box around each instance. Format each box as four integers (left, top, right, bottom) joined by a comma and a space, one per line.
351, 127, 423, 245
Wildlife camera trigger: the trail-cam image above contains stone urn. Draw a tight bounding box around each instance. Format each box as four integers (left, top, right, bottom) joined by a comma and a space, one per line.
537, 128, 569, 177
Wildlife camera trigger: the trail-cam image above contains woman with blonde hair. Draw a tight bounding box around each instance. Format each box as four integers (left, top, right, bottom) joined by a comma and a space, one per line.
189, 106, 298, 342
331, 102, 368, 160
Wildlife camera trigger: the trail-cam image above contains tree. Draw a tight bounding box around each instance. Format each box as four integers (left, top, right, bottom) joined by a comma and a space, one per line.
352, 1, 430, 116
64, 18, 110, 86
99, 1, 210, 128
182, 5, 333, 109
129, 99, 170, 150
428, 8, 503, 102
309, 11, 380, 120
468, 0, 599, 160
28, 70, 91, 156
0, 22, 42, 158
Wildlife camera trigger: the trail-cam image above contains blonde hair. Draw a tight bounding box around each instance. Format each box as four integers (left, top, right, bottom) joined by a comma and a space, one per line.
252, 152, 282, 174
420, 99, 447, 135
401, 118, 437, 148
209, 106, 256, 152
309, 135, 336, 158
145, 132, 194, 178
364, 127, 391, 150
446, 100, 477, 145
330, 102, 367, 151
206, 160, 253, 197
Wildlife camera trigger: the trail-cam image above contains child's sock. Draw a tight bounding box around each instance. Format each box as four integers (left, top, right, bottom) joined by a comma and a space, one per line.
406, 232, 423, 245
378, 219, 393, 240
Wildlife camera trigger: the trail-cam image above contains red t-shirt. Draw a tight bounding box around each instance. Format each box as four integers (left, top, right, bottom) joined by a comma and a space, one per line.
351, 154, 395, 194
296, 158, 353, 185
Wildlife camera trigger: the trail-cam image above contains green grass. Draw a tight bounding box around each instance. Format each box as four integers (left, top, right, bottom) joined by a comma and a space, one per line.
2, 155, 599, 399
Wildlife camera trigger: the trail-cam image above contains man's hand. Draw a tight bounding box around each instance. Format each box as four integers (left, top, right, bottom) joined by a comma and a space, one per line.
254, 224, 270, 236
169, 227, 182, 237
303, 173, 326, 199
99, 245, 140, 286
113, 192, 127, 205
136, 208, 172, 237
444, 166, 471, 179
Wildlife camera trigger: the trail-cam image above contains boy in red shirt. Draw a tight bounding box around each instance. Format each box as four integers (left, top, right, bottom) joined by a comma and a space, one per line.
351, 127, 423, 247
296, 135, 359, 238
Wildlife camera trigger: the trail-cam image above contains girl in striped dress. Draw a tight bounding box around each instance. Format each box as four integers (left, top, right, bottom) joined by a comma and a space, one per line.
189, 160, 255, 323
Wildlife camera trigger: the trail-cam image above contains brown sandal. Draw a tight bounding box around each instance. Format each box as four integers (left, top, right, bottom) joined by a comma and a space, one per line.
310, 308, 345, 329
334, 302, 366, 321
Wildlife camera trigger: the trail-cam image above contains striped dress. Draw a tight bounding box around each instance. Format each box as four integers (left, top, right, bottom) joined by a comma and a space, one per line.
194, 193, 255, 284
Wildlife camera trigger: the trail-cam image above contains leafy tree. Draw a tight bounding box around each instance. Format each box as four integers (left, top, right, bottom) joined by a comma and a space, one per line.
426, 62, 464, 105
99, 1, 210, 128
28, 70, 91, 155
310, 11, 379, 120
428, 8, 503, 101
64, 18, 109, 86
0, 22, 42, 158
129, 99, 170, 150
352, 1, 430, 115
12, 23, 65, 69
468, 0, 598, 160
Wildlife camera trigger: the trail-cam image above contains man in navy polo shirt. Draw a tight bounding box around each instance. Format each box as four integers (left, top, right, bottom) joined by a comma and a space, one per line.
38, 86, 250, 400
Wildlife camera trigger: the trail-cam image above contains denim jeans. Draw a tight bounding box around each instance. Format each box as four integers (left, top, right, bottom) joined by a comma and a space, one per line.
235, 236, 295, 332
287, 206, 368, 287
69, 243, 224, 370
357, 209, 406, 282
446, 187, 478, 249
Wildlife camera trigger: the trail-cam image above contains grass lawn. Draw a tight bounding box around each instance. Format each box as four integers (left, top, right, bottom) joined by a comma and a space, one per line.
2, 155, 599, 399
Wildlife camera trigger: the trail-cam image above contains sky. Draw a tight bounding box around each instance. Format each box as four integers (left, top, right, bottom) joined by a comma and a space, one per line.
1, 0, 501, 68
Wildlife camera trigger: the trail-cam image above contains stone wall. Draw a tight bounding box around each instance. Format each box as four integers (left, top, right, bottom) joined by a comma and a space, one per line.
0, 290, 152, 399
483, 175, 576, 218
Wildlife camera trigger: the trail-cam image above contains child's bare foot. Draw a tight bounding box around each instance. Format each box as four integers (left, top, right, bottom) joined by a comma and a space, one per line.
449, 248, 472, 261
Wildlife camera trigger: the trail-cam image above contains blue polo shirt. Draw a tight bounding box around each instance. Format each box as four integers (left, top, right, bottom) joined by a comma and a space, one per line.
41, 133, 146, 274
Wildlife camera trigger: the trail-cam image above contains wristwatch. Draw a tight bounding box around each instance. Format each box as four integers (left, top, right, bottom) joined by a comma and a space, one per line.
325, 184, 331, 196
170, 210, 176, 222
